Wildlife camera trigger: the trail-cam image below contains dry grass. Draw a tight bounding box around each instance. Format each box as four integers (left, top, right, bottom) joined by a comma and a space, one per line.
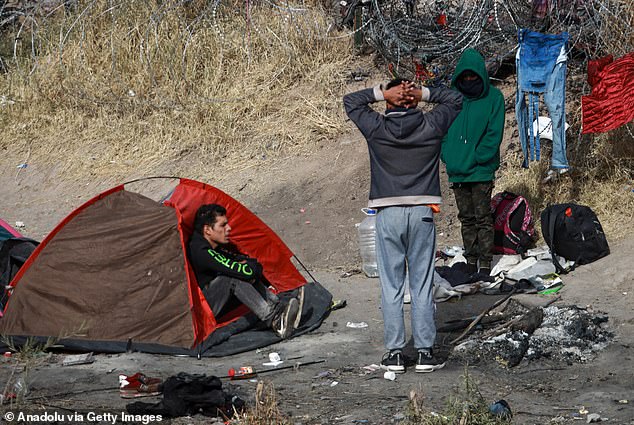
406, 367, 511, 425
230, 380, 291, 425
0, 0, 352, 180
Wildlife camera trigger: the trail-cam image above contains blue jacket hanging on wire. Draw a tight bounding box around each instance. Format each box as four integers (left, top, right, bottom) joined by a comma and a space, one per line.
515, 29, 569, 170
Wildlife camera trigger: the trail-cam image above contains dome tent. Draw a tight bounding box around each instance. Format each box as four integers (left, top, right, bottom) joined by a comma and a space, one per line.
0, 178, 331, 356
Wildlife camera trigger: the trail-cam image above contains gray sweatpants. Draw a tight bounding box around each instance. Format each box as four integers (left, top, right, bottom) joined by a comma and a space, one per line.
376, 205, 437, 351
202, 275, 280, 324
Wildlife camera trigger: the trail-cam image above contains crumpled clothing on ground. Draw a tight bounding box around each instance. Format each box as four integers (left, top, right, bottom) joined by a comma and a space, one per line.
126, 372, 244, 419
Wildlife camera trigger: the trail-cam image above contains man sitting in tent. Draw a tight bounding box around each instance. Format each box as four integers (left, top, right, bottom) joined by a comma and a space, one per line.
188, 204, 300, 339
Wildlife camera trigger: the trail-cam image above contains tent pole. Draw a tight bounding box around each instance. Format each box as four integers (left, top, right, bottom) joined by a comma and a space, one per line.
293, 255, 317, 283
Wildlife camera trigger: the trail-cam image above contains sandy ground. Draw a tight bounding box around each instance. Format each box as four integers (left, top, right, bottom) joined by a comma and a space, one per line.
0, 77, 633, 424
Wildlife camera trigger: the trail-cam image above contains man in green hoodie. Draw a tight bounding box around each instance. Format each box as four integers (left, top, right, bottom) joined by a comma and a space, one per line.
441, 48, 505, 276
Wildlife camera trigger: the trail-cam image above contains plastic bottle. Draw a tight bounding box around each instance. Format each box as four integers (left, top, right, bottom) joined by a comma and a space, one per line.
357, 208, 378, 278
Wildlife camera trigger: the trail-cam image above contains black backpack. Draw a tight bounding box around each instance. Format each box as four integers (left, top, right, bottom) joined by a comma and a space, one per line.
540, 203, 610, 273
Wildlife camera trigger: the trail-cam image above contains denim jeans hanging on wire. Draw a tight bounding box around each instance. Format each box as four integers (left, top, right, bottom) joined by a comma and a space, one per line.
515, 29, 569, 169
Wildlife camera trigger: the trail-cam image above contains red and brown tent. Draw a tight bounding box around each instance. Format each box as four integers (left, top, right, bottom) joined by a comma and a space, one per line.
0, 178, 331, 356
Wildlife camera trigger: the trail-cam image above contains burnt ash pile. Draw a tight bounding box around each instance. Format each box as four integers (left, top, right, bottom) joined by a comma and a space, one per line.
452, 303, 613, 368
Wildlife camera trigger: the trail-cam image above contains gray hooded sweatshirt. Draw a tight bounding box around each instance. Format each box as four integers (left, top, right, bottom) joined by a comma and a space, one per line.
343, 85, 463, 208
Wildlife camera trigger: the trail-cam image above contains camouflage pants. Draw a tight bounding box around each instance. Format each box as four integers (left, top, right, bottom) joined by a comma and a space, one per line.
452, 181, 494, 268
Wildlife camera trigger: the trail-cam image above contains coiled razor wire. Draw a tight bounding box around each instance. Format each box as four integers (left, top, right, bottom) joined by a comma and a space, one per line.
0, 0, 632, 103
361, 0, 633, 82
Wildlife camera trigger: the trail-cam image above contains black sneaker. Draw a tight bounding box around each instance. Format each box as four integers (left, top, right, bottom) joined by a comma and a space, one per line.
380, 350, 405, 373
415, 349, 445, 373
272, 298, 299, 339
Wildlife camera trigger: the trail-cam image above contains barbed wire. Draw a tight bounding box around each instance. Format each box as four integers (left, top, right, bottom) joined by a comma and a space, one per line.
0, 0, 632, 107
360, 0, 633, 82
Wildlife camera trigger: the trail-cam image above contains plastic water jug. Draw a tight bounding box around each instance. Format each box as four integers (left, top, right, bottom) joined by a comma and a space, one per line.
357, 208, 378, 278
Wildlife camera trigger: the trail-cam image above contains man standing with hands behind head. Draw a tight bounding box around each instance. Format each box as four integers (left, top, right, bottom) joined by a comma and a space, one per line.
343, 79, 462, 373
441, 48, 505, 277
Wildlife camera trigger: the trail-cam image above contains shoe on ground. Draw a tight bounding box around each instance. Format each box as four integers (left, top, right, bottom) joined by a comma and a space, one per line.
415, 349, 446, 373
380, 350, 405, 373
272, 298, 299, 339
119, 373, 162, 398
542, 168, 569, 183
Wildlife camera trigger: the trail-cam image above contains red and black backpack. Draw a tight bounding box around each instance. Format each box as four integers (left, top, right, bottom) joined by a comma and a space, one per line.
490, 191, 535, 255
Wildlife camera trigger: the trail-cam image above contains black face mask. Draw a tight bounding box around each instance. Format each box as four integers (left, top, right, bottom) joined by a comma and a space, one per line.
456, 77, 483, 98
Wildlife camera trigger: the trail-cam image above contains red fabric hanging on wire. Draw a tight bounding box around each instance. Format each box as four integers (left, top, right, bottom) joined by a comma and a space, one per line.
582, 52, 634, 134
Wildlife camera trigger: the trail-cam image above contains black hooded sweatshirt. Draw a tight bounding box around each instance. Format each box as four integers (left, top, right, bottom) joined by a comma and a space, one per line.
188, 232, 263, 288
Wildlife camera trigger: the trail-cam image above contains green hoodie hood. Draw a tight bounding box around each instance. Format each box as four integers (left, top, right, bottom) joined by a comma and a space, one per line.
451, 48, 490, 99
441, 49, 505, 183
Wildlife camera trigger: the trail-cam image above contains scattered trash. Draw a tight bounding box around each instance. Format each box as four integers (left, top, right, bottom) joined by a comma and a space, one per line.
586, 413, 604, 423
107, 368, 116, 374
3, 352, 12, 358
362, 364, 381, 373
442, 246, 464, 257
128, 89, 136, 97
62, 352, 95, 366
313, 370, 332, 379
383, 371, 396, 381
489, 399, 512, 419
262, 352, 283, 367
579, 406, 589, 415
300, 208, 306, 213
119, 372, 162, 398
304, 220, 311, 224
352, 420, 369, 424
525, 245, 550, 258
330, 381, 339, 387
340, 269, 361, 278
16, 163, 28, 169
228, 366, 256, 380
13, 377, 27, 397
330, 299, 347, 310
14, 221, 25, 228
530, 273, 563, 292
617, 399, 628, 404
346, 321, 368, 328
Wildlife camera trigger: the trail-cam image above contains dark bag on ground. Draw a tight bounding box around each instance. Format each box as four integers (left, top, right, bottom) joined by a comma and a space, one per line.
490, 191, 535, 255
540, 203, 610, 273
126, 373, 244, 418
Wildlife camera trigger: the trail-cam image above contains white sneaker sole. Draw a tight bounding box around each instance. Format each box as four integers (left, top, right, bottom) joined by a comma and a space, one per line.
415, 362, 446, 373
380, 364, 405, 373
276, 298, 299, 339
294, 287, 305, 328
